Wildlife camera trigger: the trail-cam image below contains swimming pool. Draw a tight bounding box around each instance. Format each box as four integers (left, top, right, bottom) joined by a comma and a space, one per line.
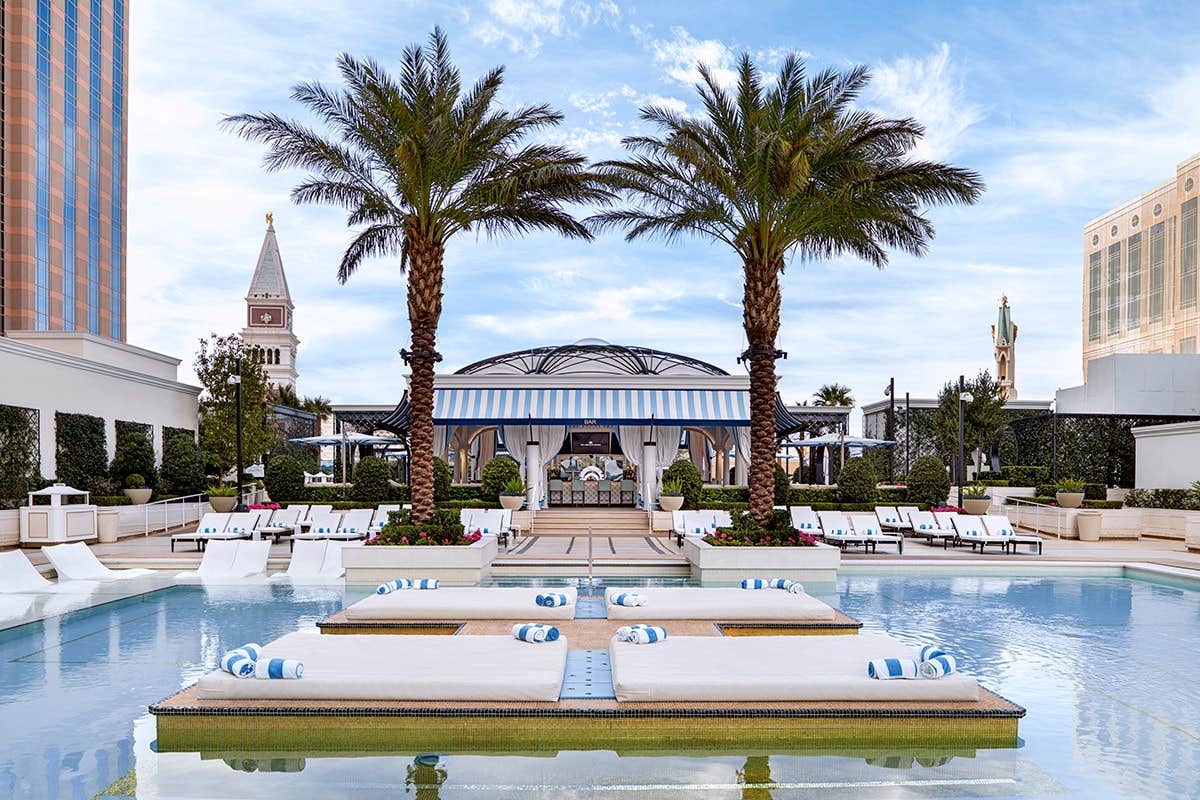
1, 572, 1197, 799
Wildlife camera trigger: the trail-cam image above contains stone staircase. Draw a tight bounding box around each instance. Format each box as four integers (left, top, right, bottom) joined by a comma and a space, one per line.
528, 508, 650, 537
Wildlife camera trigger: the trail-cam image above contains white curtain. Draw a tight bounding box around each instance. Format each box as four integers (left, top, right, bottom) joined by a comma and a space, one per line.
616, 425, 647, 469
433, 425, 451, 460
536, 426, 568, 467
654, 426, 682, 475
501, 425, 532, 479
687, 430, 709, 480
475, 429, 496, 479
734, 427, 751, 465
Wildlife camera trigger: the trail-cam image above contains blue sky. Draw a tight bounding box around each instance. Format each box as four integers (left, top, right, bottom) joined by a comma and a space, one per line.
126, 0, 1200, 414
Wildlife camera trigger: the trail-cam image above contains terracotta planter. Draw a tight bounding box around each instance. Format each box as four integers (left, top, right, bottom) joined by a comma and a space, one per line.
209, 496, 237, 513
963, 497, 991, 515
499, 495, 525, 510
659, 495, 684, 512
123, 488, 152, 505
1056, 491, 1084, 509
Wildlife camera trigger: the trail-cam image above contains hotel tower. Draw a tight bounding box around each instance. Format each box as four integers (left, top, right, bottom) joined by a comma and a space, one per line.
1, 0, 128, 339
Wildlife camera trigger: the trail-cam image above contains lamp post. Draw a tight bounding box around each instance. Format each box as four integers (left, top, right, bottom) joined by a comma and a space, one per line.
904, 391, 910, 477
956, 375, 973, 508
1050, 398, 1058, 481
884, 378, 895, 483
227, 358, 245, 512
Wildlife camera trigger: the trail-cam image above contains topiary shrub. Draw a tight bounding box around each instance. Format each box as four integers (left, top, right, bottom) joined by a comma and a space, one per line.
433, 457, 452, 502
662, 459, 703, 509
55, 412, 107, 488
160, 432, 207, 496
774, 463, 792, 506
480, 456, 521, 502
905, 455, 951, 507
109, 429, 157, 491
263, 454, 305, 502
836, 457, 878, 504
351, 456, 393, 502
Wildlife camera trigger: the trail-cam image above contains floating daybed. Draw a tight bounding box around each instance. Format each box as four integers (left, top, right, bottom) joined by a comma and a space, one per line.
320, 586, 578, 632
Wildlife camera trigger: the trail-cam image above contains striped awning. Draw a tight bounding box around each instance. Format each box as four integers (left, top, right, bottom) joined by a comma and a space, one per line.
431, 388, 749, 426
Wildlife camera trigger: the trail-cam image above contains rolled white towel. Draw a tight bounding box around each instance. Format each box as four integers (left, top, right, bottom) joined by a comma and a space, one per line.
918, 644, 947, 662
413, 578, 439, 590
610, 592, 645, 607
615, 624, 651, 640
254, 658, 304, 679
741, 579, 768, 589
867, 657, 921, 679
626, 626, 667, 644
219, 643, 262, 678
536, 592, 569, 607
376, 579, 411, 594
919, 654, 957, 679
512, 623, 551, 643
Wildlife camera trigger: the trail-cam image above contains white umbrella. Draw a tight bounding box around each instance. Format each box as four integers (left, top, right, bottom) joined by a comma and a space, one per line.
289, 432, 402, 482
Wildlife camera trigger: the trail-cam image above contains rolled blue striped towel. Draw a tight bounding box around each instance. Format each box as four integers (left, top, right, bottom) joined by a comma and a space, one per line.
626, 626, 667, 644
918, 644, 947, 662
512, 623, 557, 643
741, 578, 768, 589
200, 526, 219, 534
768, 578, 804, 593
315, 526, 333, 534
610, 592, 645, 606
615, 624, 651, 640
413, 578, 439, 589
376, 579, 411, 594
218, 643, 261, 678
867, 657, 921, 679
919, 654, 957, 679
536, 592, 569, 607
254, 658, 304, 679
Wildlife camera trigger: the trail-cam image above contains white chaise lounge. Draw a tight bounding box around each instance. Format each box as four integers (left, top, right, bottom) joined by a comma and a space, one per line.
176, 540, 270, 580
950, 515, 1011, 553
604, 586, 835, 621
369, 504, 402, 533
41, 543, 154, 581
343, 586, 579, 621
0, 550, 57, 592
609, 631, 979, 702
195, 630, 568, 702
875, 506, 911, 532
789, 507, 819, 534
270, 539, 358, 581
907, 511, 956, 548
816, 511, 872, 552
257, 506, 304, 542
170, 512, 238, 552
848, 515, 905, 554
982, 514, 1043, 554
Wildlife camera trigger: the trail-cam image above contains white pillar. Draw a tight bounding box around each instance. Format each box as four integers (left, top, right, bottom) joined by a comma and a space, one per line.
734, 447, 747, 486
642, 440, 657, 510
525, 441, 540, 510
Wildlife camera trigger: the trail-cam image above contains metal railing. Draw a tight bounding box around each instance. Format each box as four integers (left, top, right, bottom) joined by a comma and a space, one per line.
1004, 496, 1069, 538
140, 493, 208, 536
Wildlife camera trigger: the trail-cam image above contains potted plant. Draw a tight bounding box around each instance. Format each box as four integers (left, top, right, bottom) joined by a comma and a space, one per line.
122, 474, 152, 505
499, 477, 526, 510
207, 484, 238, 513
961, 482, 992, 515
659, 479, 685, 512
1055, 478, 1086, 509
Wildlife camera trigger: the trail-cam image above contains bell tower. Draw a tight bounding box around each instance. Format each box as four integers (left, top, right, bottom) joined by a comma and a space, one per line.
241, 214, 299, 391
992, 294, 1017, 401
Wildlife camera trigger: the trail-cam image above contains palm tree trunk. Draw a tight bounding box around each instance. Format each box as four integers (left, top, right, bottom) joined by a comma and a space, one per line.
406, 235, 445, 525
743, 259, 783, 527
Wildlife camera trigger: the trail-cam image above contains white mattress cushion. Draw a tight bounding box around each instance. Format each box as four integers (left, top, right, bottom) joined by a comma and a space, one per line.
196, 631, 568, 702
610, 631, 979, 702
344, 586, 579, 621
604, 587, 835, 621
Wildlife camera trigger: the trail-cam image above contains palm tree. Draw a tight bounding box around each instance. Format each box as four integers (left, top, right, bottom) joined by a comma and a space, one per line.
224, 29, 611, 522
271, 384, 301, 409
301, 395, 333, 417
591, 53, 982, 524
813, 383, 854, 406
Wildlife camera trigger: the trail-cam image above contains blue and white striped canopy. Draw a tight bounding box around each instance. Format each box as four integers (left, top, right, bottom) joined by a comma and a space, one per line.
432, 388, 749, 425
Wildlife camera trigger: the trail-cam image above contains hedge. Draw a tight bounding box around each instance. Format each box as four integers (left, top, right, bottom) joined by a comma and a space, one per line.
480, 457, 520, 503
351, 457, 393, 503
1007, 496, 1124, 509
699, 501, 915, 513
1035, 483, 1107, 500
55, 412, 107, 489
699, 487, 749, 504
1122, 488, 1199, 510
92, 495, 133, 506
836, 458, 877, 503
664, 460, 704, 510
1001, 465, 1050, 486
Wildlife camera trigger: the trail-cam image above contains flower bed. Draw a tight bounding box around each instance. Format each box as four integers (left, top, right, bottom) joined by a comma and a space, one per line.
703, 529, 819, 547
367, 526, 483, 546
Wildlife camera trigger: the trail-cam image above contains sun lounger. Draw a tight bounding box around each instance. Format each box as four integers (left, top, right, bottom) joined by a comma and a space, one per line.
603, 586, 835, 621
817, 511, 873, 551
897, 505, 921, 525
176, 540, 242, 579
291, 512, 353, 547
789, 506, 820, 534
257, 506, 303, 542
933, 511, 961, 533
0, 550, 57, 592
270, 539, 328, 580
907, 511, 956, 548
41, 542, 154, 581
849, 515, 904, 554
195, 631, 568, 702
285, 503, 309, 520
609, 631, 979, 702
334, 509, 373, 538
320, 541, 360, 578
228, 540, 271, 577
343, 586, 578, 621
297, 505, 333, 531
369, 504, 401, 532
170, 512, 236, 552
950, 515, 1010, 553
982, 514, 1043, 554
875, 506, 911, 532
711, 510, 732, 528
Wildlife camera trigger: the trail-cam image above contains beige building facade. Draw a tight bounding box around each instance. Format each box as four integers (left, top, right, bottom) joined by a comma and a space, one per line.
1082, 152, 1200, 376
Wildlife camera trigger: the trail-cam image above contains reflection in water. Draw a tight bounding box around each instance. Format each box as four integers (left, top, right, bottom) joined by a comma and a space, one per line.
738, 755, 773, 800
406, 755, 447, 800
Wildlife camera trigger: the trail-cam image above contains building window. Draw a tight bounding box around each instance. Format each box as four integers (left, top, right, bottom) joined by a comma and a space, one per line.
63, 0, 79, 330
1149, 222, 1165, 323
1126, 233, 1142, 330
1106, 242, 1121, 336
1088, 251, 1102, 342
34, 0, 51, 330
109, 0, 125, 339
87, 0, 103, 334
1181, 337, 1197, 354
1182, 197, 1197, 310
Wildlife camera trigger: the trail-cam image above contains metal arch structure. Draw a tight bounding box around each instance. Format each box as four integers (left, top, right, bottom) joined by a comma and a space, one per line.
775, 399, 849, 441
335, 407, 404, 437
454, 339, 730, 377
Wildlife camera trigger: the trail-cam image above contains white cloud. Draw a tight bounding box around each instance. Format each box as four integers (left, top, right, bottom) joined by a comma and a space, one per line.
866, 43, 985, 162
473, 0, 621, 56
648, 26, 739, 89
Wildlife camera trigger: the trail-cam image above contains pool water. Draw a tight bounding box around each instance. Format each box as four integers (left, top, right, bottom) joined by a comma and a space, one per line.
1, 573, 1198, 799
